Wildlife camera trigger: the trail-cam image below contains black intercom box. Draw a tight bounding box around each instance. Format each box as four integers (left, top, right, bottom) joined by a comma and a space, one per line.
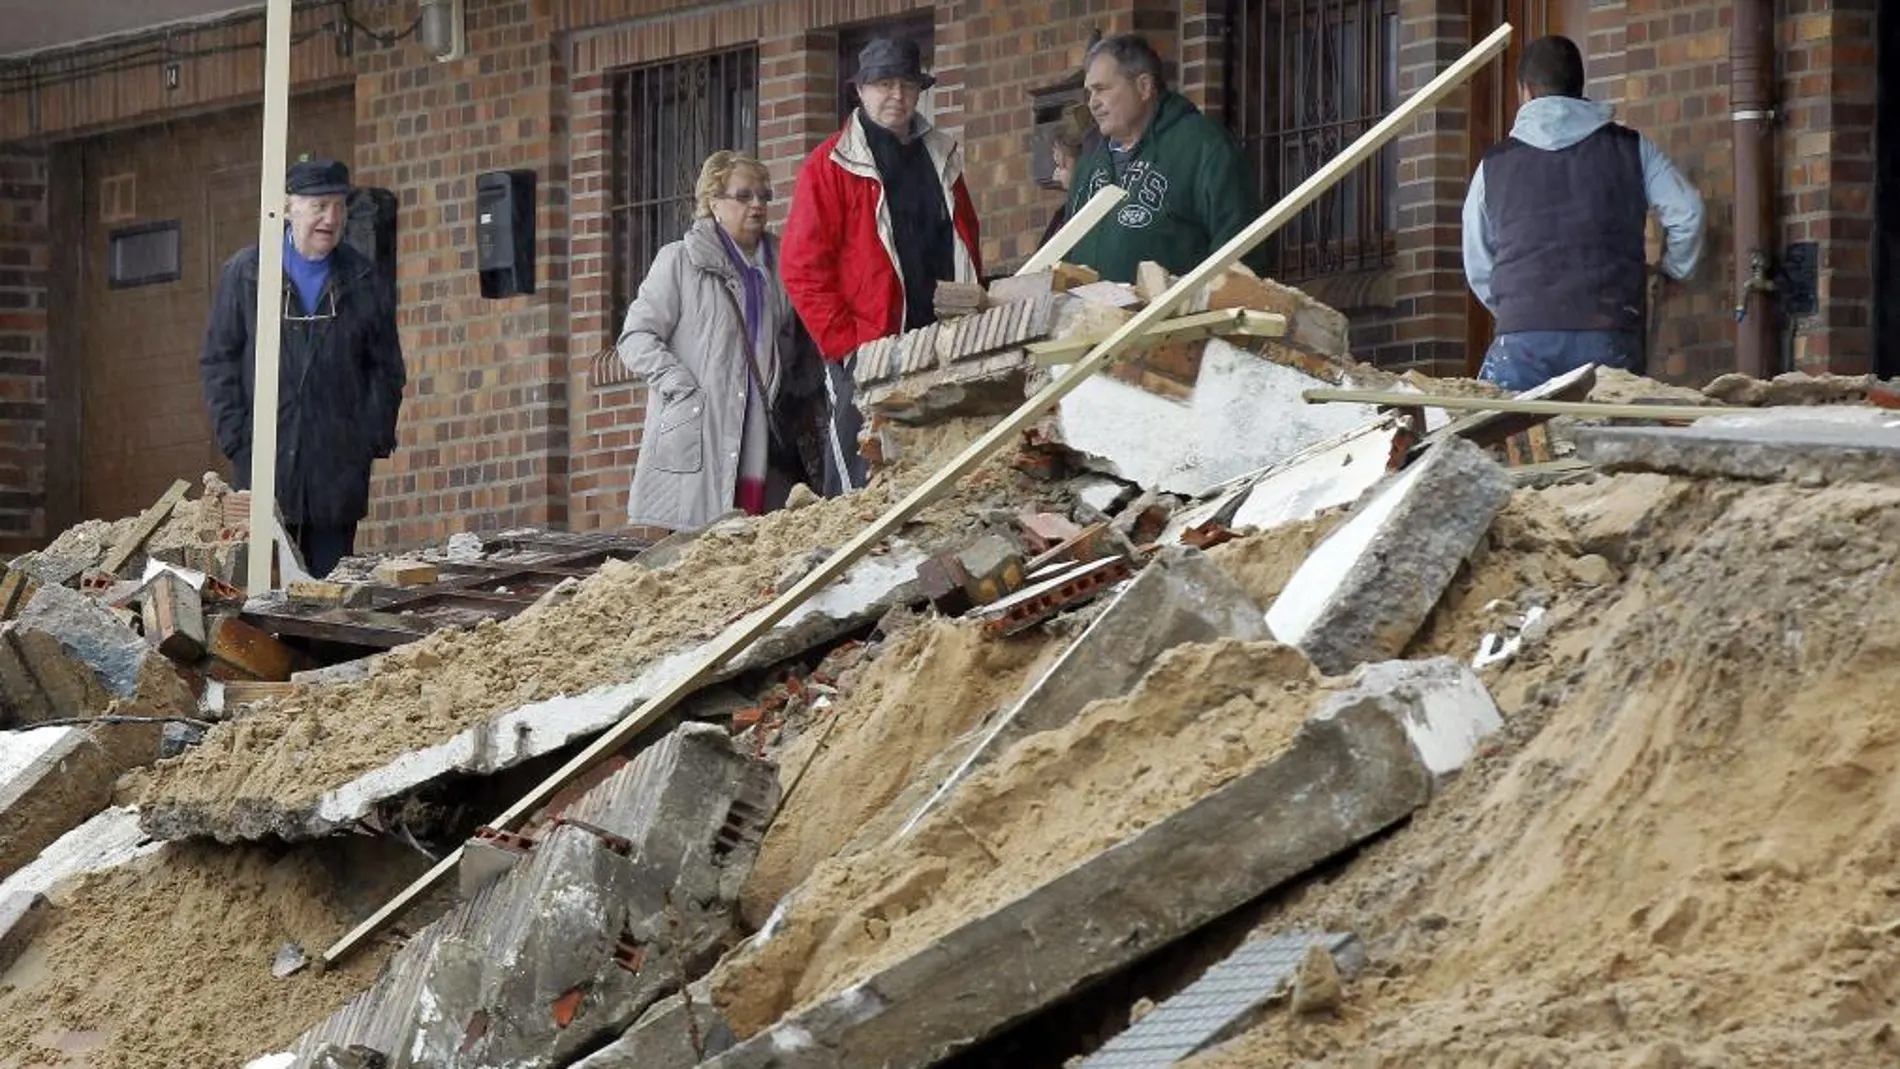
476, 169, 536, 298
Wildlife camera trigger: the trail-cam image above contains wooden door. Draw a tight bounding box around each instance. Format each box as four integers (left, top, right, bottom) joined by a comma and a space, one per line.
73, 90, 353, 523
1464, 0, 1591, 372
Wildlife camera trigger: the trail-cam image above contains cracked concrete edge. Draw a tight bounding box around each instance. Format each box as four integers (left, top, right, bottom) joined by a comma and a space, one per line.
703, 695, 1434, 1069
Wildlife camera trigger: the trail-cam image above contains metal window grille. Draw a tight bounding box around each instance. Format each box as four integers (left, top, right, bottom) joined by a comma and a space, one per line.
610, 47, 759, 316
837, 16, 936, 122
1226, 0, 1399, 282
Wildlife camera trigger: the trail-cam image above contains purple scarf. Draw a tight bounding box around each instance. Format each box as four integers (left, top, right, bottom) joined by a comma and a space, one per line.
715, 226, 769, 359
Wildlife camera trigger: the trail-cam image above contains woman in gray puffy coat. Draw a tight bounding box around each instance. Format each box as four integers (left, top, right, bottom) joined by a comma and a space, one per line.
617, 151, 823, 532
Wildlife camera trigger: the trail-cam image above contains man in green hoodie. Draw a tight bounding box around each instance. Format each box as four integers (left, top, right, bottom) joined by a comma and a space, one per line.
1061, 34, 1267, 283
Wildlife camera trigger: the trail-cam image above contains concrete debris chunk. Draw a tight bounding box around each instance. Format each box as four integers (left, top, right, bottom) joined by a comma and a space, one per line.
1050, 338, 1381, 497
703, 681, 1437, 1069
0, 890, 49, 974
5, 582, 195, 726
1267, 436, 1512, 675
1573, 408, 1900, 486
1200, 267, 1351, 363
569, 978, 738, 1069
853, 294, 1058, 424
0, 726, 132, 882
316, 724, 778, 1069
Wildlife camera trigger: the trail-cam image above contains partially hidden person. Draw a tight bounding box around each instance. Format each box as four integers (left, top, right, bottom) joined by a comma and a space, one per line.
1036, 103, 1096, 251
200, 157, 405, 578
617, 150, 826, 533
1464, 34, 1705, 391
781, 36, 982, 496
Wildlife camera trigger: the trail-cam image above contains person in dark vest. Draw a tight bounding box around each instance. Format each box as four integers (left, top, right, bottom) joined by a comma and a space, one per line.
1463, 35, 1704, 390
200, 158, 406, 577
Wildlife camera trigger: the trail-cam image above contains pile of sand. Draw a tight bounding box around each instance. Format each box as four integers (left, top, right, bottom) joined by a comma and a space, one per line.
739, 616, 1066, 927
0, 841, 413, 1069
711, 638, 1323, 1035
1184, 475, 1900, 1067
131, 451, 1027, 823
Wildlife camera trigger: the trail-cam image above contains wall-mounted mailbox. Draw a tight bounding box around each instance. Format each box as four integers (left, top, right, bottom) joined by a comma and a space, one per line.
476, 169, 535, 298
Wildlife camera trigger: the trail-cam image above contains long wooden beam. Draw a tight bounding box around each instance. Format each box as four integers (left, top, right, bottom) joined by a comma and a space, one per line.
245, 0, 294, 595
320, 21, 1518, 969
1303, 387, 1732, 423
1025, 308, 1286, 366
1019, 184, 1127, 274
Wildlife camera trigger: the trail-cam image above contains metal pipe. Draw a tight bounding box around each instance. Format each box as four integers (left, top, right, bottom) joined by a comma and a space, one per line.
1731, 0, 1778, 377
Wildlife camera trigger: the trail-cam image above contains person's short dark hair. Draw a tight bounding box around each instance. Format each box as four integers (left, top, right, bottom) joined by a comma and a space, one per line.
1086, 33, 1167, 94
1518, 35, 1585, 99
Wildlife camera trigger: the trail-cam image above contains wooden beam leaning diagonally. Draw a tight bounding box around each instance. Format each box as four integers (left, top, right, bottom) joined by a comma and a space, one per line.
319, 21, 1518, 969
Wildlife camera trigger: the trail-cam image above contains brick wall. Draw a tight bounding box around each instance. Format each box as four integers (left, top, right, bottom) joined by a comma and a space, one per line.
1779, 0, 1878, 374
0, 147, 48, 549
1386, 0, 1474, 377
350, 0, 572, 548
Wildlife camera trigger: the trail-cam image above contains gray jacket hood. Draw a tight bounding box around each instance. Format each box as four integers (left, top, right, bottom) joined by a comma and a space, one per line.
1510, 96, 1615, 151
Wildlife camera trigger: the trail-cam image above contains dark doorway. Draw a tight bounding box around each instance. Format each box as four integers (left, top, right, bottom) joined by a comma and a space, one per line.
1877, 4, 1900, 377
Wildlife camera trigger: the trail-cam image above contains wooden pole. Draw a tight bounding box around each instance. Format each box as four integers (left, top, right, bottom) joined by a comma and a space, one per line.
320, 21, 1518, 969
246, 0, 295, 595
1302, 387, 1732, 423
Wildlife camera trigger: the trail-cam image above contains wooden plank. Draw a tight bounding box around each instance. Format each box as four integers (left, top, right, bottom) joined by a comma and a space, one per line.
1303, 388, 1730, 423
245, 0, 295, 596
207, 615, 302, 681
239, 604, 433, 650
1019, 185, 1127, 274
98, 478, 191, 577
1407, 363, 1598, 460
372, 560, 439, 587
319, 23, 1518, 969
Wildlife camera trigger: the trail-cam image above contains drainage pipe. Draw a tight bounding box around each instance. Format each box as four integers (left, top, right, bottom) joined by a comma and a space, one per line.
1731, 0, 1778, 377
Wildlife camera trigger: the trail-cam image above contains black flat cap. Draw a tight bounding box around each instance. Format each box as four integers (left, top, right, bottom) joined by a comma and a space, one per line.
287, 158, 352, 197
853, 37, 935, 90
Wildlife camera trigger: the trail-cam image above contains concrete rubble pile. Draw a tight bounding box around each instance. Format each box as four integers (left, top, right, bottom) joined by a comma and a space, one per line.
6, 263, 1900, 1069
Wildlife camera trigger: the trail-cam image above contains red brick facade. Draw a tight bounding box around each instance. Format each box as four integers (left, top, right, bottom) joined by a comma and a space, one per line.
0, 146, 48, 550
0, 0, 1889, 548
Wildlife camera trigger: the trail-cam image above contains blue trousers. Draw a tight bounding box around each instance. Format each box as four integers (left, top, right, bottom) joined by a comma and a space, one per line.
1478, 330, 1642, 392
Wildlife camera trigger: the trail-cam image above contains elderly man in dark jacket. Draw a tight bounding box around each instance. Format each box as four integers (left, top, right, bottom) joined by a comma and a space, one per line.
200, 158, 405, 577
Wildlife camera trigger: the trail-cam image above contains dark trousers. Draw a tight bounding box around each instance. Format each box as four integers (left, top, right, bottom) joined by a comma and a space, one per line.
288, 521, 359, 579
822, 357, 868, 496
1478, 330, 1642, 393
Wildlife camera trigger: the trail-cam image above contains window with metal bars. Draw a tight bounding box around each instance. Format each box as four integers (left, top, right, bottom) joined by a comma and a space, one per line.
609, 47, 760, 316
1225, 0, 1399, 283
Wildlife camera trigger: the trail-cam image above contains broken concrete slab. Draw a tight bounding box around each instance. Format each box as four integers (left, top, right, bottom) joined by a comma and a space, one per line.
1051, 338, 1385, 498
901, 548, 1267, 836
269, 725, 772, 1069
1324, 657, 1502, 776
1267, 436, 1512, 676
570, 978, 737, 1069
142, 547, 918, 844
0, 806, 163, 933
703, 676, 1439, 1069
1573, 408, 1900, 486
1, 583, 197, 729
0, 727, 140, 881
1228, 415, 1407, 534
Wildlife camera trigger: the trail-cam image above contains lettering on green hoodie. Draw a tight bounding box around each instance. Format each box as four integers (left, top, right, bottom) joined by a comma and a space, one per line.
1061, 92, 1269, 284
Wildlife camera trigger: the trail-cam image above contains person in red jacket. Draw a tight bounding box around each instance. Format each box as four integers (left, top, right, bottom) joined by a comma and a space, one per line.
782, 36, 982, 495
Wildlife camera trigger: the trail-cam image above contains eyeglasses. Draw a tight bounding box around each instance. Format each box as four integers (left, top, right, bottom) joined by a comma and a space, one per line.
283, 287, 338, 323
720, 189, 773, 205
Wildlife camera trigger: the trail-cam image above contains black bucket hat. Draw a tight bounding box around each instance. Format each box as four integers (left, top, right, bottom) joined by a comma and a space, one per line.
286, 157, 352, 197
853, 37, 935, 90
